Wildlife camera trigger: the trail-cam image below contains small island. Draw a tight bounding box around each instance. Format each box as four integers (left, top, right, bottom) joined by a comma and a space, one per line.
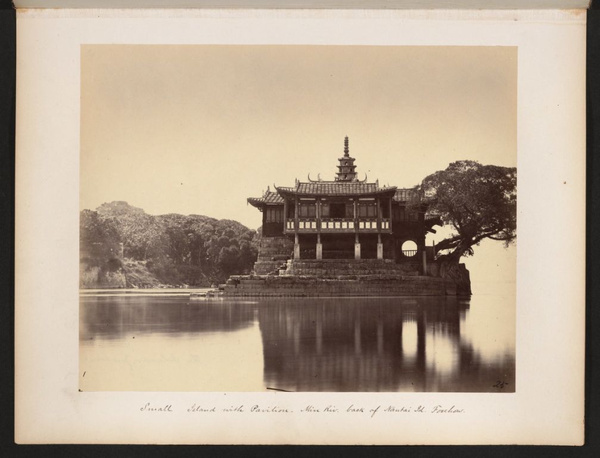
223, 137, 467, 297
79, 137, 515, 298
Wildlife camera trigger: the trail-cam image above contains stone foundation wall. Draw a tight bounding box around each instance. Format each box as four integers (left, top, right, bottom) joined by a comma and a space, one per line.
254, 236, 294, 275
236, 243, 466, 296
224, 275, 457, 297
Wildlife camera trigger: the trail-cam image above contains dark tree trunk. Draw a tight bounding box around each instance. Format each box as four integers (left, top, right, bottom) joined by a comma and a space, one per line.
437, 255, 472, 296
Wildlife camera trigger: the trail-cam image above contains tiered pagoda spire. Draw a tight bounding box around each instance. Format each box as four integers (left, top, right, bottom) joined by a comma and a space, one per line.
335, 136, 358, 182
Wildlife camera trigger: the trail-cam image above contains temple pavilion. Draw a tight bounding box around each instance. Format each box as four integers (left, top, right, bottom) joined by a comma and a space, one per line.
247, 137, 438, 276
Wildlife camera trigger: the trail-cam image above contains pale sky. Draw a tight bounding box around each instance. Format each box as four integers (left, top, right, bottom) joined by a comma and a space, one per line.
81, 45, 517, 231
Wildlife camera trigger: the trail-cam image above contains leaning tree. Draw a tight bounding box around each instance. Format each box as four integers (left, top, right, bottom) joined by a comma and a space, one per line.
415, 160, 517, 294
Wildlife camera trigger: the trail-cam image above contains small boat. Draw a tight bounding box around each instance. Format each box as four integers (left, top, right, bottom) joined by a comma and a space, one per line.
190, 290, 223, 300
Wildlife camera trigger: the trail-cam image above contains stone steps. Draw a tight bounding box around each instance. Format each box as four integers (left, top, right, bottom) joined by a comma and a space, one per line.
253, 260, 288, 276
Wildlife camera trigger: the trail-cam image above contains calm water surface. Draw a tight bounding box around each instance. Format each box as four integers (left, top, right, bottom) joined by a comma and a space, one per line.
80, 290, 515, 392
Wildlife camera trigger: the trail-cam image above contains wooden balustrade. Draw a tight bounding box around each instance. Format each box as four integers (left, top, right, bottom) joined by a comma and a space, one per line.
285, 218, 391, 233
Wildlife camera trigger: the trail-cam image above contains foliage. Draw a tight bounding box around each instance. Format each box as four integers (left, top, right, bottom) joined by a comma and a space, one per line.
80, 201, 258, 287
97, 201, 167, 260
80, 209, 121, 265
418, 160, 517, 263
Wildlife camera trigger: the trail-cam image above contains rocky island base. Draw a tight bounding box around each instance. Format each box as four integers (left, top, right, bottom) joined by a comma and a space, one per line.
222, 259, 468, 297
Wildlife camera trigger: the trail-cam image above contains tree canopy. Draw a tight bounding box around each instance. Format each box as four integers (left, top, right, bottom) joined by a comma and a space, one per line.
80, 201, 259, 287
418, 160, 517, 263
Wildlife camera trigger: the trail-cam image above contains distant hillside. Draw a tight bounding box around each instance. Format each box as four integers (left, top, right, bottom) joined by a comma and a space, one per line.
80, 201, 259, 288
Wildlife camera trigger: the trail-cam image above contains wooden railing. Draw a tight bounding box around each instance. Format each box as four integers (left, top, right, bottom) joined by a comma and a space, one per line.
286, 218, 391, 233
321, 218, 355, 231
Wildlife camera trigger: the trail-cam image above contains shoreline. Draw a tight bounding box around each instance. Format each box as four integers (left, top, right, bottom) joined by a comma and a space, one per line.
79, 287, 212, 297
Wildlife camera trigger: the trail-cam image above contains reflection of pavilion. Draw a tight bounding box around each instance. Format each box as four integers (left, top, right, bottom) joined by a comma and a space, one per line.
258, 297, 514, 392
80, 295, 514, 392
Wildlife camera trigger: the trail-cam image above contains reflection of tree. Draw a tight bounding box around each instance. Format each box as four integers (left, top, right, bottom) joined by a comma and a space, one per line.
258, 297, 514, 392
80, 296, 255, 341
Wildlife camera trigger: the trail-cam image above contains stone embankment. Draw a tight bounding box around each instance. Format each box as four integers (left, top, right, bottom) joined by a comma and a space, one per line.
224, 237, 468, 297
252, 236, 294, 275
223, 259, 460, 297
223, 274, 457, 297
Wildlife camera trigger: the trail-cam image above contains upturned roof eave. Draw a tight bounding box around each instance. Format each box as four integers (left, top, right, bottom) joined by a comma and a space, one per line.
247, 197, 265, 209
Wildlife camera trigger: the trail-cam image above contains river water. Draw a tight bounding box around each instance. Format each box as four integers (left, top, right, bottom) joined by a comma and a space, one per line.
79, 289, 514, 392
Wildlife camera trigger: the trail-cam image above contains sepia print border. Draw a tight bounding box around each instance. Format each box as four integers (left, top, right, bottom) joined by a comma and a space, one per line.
77, 43, 517, 393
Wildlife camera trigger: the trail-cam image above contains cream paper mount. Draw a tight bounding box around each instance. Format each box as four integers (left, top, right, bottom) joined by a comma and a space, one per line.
15, 8, 585, 445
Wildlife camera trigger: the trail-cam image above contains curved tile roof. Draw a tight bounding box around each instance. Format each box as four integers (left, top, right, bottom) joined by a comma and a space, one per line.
277, 181, 397, 197
247, 191, 284, 208
393, 188, 421, 202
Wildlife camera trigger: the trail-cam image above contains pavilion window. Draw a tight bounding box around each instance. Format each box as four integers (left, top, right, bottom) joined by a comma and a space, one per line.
299, 203, 316, 218
266, 207, 283, 223
287, 203, 295, 218
346, 203, 354, 217
330, 203, 347, 218
381, 199, 390, 218
358, 203, 377, 218
395, 207, 406, 221
321, 203, 330, 217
